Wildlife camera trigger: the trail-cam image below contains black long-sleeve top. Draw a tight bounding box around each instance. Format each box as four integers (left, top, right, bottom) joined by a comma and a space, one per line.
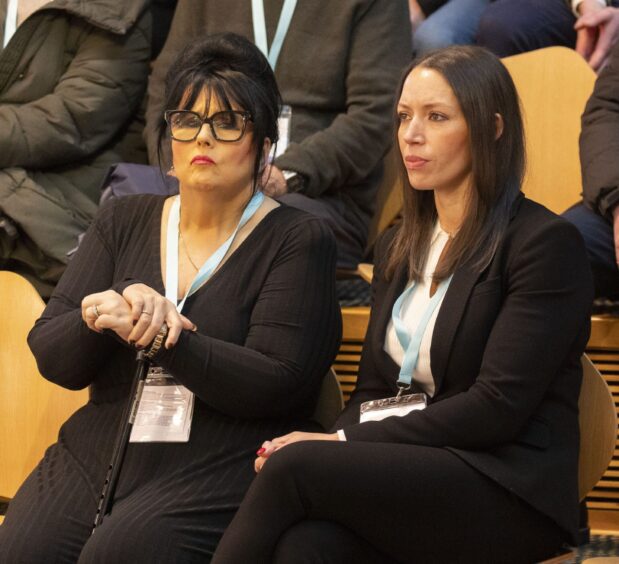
26, 194, 341, 505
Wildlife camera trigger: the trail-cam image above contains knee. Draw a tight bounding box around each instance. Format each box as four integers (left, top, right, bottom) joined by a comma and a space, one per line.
261, 441, 316, 481
476, 2, 523, 56
0, 521, 73, 564
413, 19, 460, 55
257, 442, 336, 499
272, 522, 327, 564
562, 204, 591, 241
562, 204, 611, 250
79, 517, 173, 563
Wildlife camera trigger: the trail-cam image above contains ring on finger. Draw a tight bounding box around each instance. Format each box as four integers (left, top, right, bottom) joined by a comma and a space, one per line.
141, 310, 153, 316
93, 305, 101, 319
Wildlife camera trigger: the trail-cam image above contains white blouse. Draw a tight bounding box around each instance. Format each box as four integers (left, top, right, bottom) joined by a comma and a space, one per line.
383, 222, 450, 397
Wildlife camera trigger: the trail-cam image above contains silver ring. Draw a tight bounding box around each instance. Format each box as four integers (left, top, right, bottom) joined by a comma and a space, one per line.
141, 310, 153, 316
93, 305, 101, 319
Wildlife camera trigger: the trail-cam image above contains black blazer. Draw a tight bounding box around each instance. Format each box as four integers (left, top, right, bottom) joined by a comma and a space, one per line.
335, 196, 593, 542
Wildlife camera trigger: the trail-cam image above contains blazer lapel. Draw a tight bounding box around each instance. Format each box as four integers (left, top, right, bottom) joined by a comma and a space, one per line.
430, 264, 481, 394
372, 262, 408, 391
371, 256, 482, 396
430, 194, 524, 394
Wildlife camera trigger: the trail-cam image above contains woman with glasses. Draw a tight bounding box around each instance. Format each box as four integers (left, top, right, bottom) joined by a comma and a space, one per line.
212, 46, 593, 563
0, 33, 340, 563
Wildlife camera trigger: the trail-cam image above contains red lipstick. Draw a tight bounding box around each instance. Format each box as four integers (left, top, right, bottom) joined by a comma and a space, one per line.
191, 155, 215, 165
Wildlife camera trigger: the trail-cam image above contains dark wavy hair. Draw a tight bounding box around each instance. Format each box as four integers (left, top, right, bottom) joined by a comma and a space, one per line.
386, 46, 526, 282
157, 33, 282, 193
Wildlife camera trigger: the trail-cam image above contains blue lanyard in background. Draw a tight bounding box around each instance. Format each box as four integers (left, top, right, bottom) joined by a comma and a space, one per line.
252, 0, 297, 69
165, 191, 264, 312
3, 0, 17, 47
391, 276, 453, 391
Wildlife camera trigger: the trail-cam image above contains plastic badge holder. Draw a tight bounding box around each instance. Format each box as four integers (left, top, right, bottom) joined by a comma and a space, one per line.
360, 393, 427, 423
129, 366, 194, 443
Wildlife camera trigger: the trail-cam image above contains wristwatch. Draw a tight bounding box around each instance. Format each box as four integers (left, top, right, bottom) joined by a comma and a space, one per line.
282, 169, 307, 193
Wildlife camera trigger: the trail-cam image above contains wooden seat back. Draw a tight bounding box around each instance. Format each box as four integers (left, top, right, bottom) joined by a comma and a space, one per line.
0, 271, 88, 501
578, 355, 617, 501
502, 46, 596, 213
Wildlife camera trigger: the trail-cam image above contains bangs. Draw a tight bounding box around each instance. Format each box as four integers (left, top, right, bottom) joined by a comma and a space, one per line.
171, 72, 254, 116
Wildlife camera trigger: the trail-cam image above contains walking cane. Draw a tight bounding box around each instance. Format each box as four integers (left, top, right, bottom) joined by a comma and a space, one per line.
92, 350, 150, 532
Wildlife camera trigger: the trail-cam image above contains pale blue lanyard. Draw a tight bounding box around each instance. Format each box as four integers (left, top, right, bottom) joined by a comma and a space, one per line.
165, 191, 264, 312
251, 0, 297, 69
392, 275, 453, 391
3, 0, 17, 48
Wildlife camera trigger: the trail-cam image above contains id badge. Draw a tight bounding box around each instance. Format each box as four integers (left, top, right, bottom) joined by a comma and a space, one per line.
129, 366, 194, 443
271, 104, 291, 160
359, 393, 427, 423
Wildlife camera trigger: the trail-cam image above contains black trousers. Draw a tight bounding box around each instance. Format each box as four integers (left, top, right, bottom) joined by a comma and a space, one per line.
277, 192, 367, 270
563, 203, 619, 299
0, 437, 236, 563
212, 441, 566, 564
476, 0, 576, 58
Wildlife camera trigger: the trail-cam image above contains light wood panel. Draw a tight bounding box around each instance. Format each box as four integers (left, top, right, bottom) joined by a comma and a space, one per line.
579, 356, 617, 501
0, 272, 88, 500
333, 307, 370, 403
586, 339, 619, 530
502, 47, 596, 214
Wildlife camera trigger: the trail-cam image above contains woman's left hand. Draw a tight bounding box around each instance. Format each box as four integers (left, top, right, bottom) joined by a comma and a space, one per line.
122, 283, 196, 349
254, 431, 340, 473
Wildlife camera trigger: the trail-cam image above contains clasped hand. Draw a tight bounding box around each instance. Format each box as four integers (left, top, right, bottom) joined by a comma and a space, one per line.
81, 283, 196, 349
254, 431, 340, 473
575, 3, 619, 71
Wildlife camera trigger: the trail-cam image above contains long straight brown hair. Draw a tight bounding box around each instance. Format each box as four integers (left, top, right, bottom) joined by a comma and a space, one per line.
386, 46, 526, 282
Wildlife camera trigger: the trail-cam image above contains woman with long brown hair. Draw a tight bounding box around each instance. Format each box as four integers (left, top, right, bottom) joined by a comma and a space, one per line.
212, 46, 594, 563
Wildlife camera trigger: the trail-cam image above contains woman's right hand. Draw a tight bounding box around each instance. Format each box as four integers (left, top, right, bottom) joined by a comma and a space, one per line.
122, 283, 196, 349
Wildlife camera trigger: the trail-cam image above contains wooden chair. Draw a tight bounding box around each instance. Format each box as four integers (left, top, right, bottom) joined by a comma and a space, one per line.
0, 272, 88, 509
502, 46, 596, 214
541, 356, 617, 562
333, 307, 370, 404
578, 356, 617, 502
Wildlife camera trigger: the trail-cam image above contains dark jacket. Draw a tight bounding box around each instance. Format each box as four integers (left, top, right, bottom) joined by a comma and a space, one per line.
336, 196, 593, 542
581, 38, 619, 218
0, 0, 151, 275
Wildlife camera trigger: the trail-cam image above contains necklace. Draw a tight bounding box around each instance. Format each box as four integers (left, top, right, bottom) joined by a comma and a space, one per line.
179, 229, 200, 271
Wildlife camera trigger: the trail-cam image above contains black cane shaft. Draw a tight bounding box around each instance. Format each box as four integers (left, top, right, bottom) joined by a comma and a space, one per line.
92, 352, 149, 532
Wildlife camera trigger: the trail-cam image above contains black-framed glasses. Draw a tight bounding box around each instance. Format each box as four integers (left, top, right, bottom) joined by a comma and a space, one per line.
164, 110, 252, 142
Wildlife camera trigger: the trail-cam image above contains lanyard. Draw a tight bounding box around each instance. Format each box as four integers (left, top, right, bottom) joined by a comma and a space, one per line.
165, 191, 264, 312
391, 276, 453, 391
251, 0, 297, 69
3, 0, 17, 48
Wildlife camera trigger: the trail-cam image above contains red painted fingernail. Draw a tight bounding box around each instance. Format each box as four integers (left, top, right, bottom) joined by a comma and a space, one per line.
256, 448, 266, 455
